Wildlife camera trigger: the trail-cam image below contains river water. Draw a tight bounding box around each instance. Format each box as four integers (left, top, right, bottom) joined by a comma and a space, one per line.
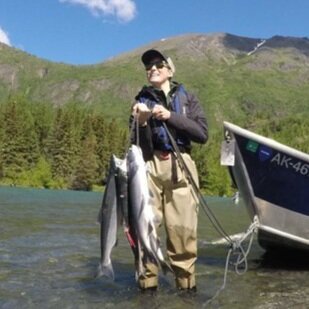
0, 186, 308, 309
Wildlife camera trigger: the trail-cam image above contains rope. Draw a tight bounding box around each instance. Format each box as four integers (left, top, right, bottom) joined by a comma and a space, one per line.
162, 122, 233, 244
202, 216, 259, 307
231, 216, 259, 274
202, 247, 233, 308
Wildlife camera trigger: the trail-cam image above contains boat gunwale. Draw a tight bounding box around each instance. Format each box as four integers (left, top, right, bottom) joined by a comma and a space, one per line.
223, 121, 309, 162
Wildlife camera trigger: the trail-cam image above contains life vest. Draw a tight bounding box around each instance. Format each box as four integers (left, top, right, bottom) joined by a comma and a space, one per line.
138, 83, 191, 152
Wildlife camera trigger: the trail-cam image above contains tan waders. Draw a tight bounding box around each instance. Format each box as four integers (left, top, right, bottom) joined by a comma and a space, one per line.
138, 150, 199, 290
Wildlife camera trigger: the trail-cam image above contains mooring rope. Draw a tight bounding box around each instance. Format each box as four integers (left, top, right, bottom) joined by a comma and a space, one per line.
202, 216, 260, 307
162, 122, 234, 244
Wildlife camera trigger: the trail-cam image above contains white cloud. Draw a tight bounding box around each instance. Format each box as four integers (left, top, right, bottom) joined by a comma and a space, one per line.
60, 0, 137, 23
0, 27, 11, 46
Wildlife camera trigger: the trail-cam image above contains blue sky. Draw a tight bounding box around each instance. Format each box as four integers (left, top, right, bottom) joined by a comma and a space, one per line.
0, 0, 308, 65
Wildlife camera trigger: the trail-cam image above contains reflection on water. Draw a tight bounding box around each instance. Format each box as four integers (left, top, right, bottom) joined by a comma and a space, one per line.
0, 187, 308, 308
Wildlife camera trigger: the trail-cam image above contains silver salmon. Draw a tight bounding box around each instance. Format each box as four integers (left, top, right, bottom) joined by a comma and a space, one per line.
96, 155, 124, 280
96, 146, 172, 280
127, 145, 172, 274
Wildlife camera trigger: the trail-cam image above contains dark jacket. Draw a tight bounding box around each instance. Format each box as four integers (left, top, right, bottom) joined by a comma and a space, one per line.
131, 81, 208, 161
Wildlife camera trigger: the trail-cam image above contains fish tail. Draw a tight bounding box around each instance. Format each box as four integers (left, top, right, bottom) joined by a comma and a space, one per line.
95, 263, 114, 280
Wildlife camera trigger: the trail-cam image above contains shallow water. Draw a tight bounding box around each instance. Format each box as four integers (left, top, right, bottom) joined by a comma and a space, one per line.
0, 186, 308, 309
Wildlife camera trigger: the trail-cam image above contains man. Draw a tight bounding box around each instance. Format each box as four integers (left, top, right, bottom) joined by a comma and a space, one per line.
131, 49, 208, 292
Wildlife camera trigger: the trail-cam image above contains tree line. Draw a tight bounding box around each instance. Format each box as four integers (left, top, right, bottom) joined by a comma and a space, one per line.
0, 96, 235, 195
2, 96, 306, 196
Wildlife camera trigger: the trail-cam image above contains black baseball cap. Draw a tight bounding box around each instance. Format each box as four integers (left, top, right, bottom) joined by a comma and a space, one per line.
141, 49, 167, 65
141, 49, 175, 73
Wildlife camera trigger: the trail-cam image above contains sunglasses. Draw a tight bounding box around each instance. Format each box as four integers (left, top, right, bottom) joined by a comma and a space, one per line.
145, 61, 168, 71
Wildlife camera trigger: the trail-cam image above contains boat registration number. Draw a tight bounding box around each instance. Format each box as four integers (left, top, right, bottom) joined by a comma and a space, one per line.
271, 153, 309, 176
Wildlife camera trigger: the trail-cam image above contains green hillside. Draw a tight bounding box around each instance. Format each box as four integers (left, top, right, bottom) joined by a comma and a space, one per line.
0, 33, 309, 194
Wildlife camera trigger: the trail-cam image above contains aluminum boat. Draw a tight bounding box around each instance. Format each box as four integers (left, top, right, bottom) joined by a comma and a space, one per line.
222, 121, 309, 252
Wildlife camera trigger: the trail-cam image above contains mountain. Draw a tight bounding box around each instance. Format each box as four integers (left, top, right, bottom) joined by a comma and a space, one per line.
1, 32, 309, 137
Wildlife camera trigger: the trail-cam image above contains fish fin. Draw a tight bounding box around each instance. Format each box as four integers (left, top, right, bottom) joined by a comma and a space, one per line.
125, 230, 136, 248
96, 263, 115, 280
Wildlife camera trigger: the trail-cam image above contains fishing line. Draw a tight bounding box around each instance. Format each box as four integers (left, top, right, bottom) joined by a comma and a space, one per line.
127, 114, 140, 152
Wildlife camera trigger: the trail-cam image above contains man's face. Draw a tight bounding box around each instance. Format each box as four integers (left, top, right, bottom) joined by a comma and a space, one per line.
145, 58, 173, 87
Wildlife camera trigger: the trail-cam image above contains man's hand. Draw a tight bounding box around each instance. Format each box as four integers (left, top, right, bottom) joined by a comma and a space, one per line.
132, 103, 152, 126
152, 104, 171, 121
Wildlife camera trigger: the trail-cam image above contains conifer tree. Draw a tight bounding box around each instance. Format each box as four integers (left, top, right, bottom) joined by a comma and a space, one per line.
46, 107, 79, 185
30, 101, 54, 153
1, 97, 40, 183
92, 114, 109, 184
71, 115, 98, 190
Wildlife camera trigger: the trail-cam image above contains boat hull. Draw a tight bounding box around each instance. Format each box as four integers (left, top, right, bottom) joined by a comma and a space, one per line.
223, 122, 309, 252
